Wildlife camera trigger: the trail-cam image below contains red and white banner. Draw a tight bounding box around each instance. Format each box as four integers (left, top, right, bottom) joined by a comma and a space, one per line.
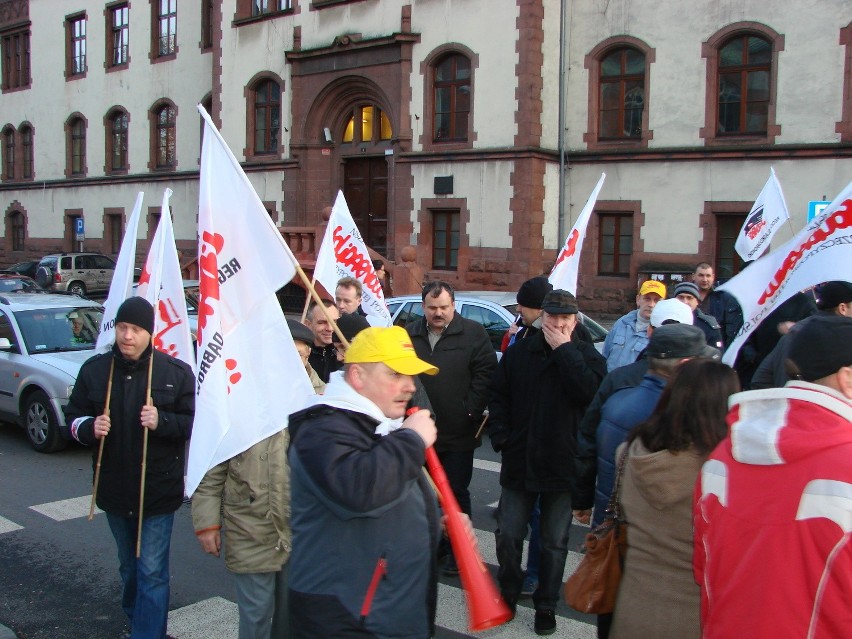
186, 105, 313, 496
734, 167, 789, 262
136, 189, 194, 370
96, 192, 144, 352
721, 180, 852, 366
549, 173, 606, 295
314, 190, 391, 326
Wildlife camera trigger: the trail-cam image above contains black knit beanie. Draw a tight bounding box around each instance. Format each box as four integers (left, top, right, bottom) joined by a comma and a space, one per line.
115, 297, 155, 334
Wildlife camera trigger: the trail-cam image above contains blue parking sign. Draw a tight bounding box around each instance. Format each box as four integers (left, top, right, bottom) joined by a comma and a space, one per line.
75, 217, 85, 240
807, 201, 830, 222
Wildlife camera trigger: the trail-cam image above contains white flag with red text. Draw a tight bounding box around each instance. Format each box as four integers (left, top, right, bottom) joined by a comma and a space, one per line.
734, 168, 789, 262
721, 180, 852, 366
136, 189, 194, 370
96, 192, 144, 352
548, 174, 606, 295
186, 105, 313, 496
314, 190, 391, 326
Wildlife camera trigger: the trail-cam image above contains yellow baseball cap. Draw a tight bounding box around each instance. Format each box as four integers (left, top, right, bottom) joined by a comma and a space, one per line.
639, 280, 667, 298
344, 326, 439, 375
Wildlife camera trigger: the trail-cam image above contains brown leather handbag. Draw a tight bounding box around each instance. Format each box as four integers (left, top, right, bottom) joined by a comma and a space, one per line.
564, 449, 628, 614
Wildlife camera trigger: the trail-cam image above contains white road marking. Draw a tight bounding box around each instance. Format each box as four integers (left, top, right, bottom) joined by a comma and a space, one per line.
29, 495, 102, 521
473, 458, 501, 473
0, 515, 23, 535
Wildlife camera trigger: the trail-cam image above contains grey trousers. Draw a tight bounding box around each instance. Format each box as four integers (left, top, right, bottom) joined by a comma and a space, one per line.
233, 563, 290, 639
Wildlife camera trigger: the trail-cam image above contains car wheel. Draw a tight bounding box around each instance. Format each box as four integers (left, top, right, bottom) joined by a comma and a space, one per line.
35, 265, 53, 288
68, 281, 87, 296
24, 391, 68, 453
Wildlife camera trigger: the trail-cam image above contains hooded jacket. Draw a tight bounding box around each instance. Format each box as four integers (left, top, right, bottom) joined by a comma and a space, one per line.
287, 374, 440, 638
610, 440, 704, 639
694, 382, 852, 639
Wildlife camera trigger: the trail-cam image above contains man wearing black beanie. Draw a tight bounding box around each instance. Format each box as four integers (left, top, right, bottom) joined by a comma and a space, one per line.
65, 296, 195, 639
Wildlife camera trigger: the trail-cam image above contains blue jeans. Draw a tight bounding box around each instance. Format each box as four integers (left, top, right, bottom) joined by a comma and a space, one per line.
525, 498, 541, 582
106, 512, 175, 639
495, 488, 573, 611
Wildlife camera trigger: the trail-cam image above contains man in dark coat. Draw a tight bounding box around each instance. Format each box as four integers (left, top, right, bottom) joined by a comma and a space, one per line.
65, 297, 195, 639
488, 289, 606, 635
406, 281, 496, 575
674, 281, 724, 350
287, 326, 441, 638
694, 262, 743, 351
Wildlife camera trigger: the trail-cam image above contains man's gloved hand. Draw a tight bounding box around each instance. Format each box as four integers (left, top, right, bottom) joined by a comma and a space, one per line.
490, 432, 508, 453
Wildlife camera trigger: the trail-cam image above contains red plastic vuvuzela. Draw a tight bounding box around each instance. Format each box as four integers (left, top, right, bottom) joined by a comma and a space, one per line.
407, 408, 512, 631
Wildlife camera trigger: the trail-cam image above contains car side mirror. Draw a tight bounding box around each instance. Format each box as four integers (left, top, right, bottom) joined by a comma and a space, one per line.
0, 337, 12, 350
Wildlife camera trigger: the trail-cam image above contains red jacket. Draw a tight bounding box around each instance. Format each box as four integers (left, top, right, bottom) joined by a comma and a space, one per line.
694, 382, 852, 639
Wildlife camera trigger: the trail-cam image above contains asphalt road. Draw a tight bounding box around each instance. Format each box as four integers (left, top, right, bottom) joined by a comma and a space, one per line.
0, 422, 595, 638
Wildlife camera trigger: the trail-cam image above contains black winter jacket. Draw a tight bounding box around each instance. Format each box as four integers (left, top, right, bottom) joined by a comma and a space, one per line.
406, 314, 496, 452
488, 330, 606, 494
65, 345, 195, 518
287, 405, 439, 639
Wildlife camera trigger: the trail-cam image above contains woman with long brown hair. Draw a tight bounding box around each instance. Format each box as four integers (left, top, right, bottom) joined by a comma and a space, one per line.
610, 358, 740, 639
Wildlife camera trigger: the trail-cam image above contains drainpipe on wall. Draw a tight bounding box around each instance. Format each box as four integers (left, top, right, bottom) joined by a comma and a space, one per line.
557, 0, 569, 246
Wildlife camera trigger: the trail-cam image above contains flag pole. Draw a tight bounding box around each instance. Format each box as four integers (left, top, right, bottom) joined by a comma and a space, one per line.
136, 347, 154, 558
299, 276, 316, 323
292, 263, 350, 348
89, 359, 115, 520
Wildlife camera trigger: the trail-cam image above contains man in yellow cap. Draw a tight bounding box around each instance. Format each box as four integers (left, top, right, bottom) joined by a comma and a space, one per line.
602, 279, 667, 372
286, 326, 441, 638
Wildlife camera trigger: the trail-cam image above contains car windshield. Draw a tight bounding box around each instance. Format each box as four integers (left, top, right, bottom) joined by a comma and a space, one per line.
15, 306, 103, 353
0, 277, 42, 293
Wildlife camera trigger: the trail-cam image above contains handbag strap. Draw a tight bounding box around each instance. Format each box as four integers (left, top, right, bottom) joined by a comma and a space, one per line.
606, 447, 629, 520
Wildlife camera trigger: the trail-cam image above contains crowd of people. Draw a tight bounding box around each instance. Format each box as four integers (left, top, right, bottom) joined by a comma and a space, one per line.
64, 268, 852, 639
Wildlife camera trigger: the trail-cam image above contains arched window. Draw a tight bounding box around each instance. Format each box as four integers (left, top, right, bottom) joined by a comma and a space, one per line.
2, 126, 14, 180
253, 79, 280, 154
341, 104, 392, 144
717, 34, 771, 135
433, 54, 470, 142
107, 110, 129, 172
701, 23, 782, 145
599, 47, 645, 140
152, 102, 176, 168
67, 116, 86, 176
20, 125, 32, 179
9, 210, 25, 251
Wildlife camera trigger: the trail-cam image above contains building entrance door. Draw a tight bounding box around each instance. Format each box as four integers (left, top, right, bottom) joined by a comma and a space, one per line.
343, 156, 388, 256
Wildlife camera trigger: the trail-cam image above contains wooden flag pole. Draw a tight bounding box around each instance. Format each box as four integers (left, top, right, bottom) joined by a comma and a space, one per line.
299, 276, 317, 323
88, 358, 115, 521
136, 348, 155, 558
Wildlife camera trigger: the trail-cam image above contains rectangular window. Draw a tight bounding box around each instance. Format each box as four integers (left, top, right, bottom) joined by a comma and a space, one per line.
11, 213, 25, 251
251, 0, 292, 16
108, 214, 123, 254
714, 214, 746, 281
21, 128, 32, 179
201, 0, 214, 49
67, 15, 87, 76
3, 130, 14, 180
156, 0, 177, 57
432, 210, 459, 270
1, 29, 31, 90
110, 4, 130, 66
597, 212, 633, 276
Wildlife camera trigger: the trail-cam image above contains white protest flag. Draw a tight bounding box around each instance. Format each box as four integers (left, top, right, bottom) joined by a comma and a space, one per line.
136, 189, 195, 370
549, 173, 606, 294
314, 190, 391, 326
96, 192, 144, 351
186, 105, 313, 496
734, 167, 790, 262
721, 181, 852, 366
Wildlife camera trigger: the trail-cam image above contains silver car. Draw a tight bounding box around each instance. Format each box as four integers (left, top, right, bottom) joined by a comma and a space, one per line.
0, 293, 103, 452
386, 291, 608, 356
35, 252, 117, 297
